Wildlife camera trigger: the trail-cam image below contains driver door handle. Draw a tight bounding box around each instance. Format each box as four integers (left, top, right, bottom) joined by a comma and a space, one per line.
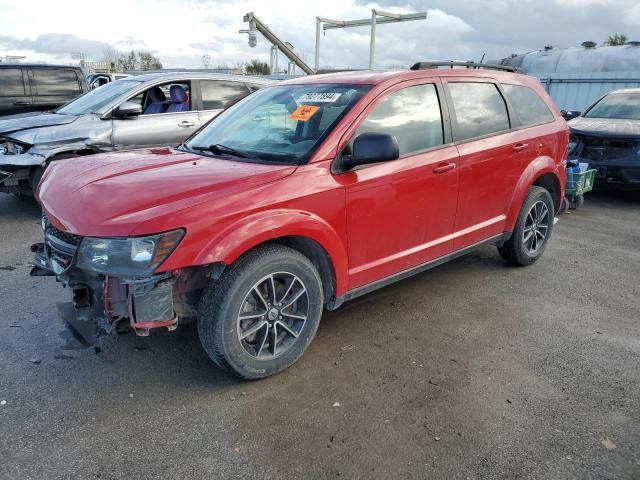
512, 143, 529, 152
178, 120, 196, 128
433, 162, 456, 174
13, 101, 29, 106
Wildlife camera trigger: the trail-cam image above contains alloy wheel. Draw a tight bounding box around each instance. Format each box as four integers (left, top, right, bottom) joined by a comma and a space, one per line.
523, 200, 550, 255
236, 272, 309, 359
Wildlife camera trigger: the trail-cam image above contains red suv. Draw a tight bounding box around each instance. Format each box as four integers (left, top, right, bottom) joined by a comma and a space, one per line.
33, 63, 568, 379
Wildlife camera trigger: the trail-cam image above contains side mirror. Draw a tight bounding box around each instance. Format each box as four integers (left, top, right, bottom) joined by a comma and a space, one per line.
561, 110, 581, 121
116, 101, 142, 118
341, 132, 399, 170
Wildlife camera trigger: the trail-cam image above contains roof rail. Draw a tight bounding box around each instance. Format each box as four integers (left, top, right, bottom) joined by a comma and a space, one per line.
410, 61, 520, 73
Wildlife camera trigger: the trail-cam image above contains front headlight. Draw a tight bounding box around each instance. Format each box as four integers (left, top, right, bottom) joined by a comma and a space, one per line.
1, 140, 26, 155
75, 229, 184, 276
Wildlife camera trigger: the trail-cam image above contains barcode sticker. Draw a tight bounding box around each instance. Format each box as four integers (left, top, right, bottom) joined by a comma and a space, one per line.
297, 92, 342, 103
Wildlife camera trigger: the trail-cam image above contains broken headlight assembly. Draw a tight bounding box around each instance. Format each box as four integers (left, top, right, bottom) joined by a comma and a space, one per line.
75, 229, 184, 276
1, 139, 26, 155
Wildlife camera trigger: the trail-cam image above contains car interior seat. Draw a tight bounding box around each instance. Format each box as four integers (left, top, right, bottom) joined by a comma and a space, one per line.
144, 87, 167, 114
166, 85, 189, 113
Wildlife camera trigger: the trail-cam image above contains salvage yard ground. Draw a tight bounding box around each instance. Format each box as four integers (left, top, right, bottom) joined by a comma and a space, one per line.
0, 191, 638, 479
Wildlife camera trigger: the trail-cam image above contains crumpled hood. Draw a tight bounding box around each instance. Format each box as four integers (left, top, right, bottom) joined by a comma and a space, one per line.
0, 112, 77, 137
38, 147, 297, 237
569, 116, 640, 139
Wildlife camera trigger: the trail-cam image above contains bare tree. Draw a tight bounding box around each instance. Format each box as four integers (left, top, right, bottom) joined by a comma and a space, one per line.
102, 46, 123, 72
116, 50, 163, 71
605, 34, 628, 46
245, 59, 270, 75
138, 51, 162, 70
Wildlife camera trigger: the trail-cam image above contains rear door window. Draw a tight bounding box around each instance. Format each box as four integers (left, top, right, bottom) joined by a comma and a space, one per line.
356, 83, 444, 156
200, 81, 250, 110
502, 84, 554, 126
448, 82, 510, 141
32, 69, 81, 95
0, 69, 25, 96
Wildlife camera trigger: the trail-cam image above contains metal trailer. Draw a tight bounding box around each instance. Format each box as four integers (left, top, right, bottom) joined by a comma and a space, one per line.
500, 43, 640, 111
532, 71, 640, 111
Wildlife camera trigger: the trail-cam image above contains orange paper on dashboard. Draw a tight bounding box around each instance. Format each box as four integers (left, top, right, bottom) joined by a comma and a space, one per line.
288, 105, 320, 122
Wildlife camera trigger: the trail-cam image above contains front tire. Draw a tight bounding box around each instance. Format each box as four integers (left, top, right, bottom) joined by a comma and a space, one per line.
198, 245, 324, 379
31, 153, 80, 199
498, 186, 555, 266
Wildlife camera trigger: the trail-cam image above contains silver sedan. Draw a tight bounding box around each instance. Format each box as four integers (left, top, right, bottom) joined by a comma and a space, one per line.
0, 72, 273, 195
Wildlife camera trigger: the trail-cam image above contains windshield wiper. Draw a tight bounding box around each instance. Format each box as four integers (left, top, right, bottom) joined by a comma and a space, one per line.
190, 143, 250, 158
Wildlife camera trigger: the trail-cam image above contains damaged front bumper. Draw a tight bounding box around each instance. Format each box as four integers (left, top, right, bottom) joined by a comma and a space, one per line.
30, 240, 194, 348
0, 152, 45, 194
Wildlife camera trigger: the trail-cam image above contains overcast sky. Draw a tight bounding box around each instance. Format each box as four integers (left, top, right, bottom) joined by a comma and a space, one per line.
0, 0, 638, 71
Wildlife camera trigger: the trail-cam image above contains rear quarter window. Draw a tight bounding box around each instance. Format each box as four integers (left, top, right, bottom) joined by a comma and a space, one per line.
200, 80, 250, 110
448, 82, 510, 142
32, 69, 81, 95
502, 84, 554, 126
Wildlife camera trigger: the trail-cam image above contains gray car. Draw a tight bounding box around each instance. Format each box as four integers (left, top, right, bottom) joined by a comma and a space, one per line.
0, 72, 273, 195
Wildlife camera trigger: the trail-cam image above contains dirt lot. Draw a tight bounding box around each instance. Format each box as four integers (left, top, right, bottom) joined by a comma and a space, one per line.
0, 191, 638, 480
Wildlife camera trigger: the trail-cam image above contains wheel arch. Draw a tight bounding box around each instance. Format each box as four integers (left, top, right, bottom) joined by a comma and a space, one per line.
532, 171, 562, 213
505, 157, 563, 231
190, 210, 349, 303
252, 235, 337, 308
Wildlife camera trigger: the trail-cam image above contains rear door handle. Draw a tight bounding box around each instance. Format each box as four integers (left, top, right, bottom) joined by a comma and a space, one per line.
433, 162, 456, 174
178, 120, 196, 128
512, 143, 529, 152
13, 101, 29, 106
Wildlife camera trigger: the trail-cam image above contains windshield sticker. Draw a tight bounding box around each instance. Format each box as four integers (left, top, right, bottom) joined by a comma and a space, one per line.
297, 92, 342, 103
288, 105, 320, 122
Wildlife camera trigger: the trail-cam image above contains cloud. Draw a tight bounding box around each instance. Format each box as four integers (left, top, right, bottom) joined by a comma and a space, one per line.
0, 33, 112, 59
623, 4, 640, 25
0, 0, 637, 70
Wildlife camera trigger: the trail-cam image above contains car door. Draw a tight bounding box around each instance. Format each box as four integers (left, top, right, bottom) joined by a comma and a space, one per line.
443, 78, 530, 250
0, 68, 31, 116
29, 68, 83, 111
340, 81, 460, 290
196, 79, 253, 125
111, 81, 200, 149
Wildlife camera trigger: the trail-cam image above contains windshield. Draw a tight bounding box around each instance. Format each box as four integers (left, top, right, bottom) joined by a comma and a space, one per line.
56, 80, 142, 116
184, 83, 371, 164
585, 93, 640, 120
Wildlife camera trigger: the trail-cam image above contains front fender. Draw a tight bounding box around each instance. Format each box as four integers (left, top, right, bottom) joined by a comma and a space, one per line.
193, 209, 349, 297
31, 141, 105, 159
505, 155, 561, 231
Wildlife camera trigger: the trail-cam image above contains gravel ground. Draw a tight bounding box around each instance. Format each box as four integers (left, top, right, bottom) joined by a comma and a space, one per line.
0, 191, 638, 480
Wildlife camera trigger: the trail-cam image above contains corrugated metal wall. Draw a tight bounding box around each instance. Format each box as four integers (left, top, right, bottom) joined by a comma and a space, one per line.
529, 72, 640, 111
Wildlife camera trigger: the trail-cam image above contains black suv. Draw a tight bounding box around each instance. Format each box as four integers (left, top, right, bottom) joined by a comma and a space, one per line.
0, 64, 89, 117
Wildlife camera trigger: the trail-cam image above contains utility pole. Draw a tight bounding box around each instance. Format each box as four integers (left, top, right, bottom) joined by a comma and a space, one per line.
316, 10, 427, 70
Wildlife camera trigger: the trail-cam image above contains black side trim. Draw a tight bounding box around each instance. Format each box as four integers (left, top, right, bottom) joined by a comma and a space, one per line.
327, 233, 509, 310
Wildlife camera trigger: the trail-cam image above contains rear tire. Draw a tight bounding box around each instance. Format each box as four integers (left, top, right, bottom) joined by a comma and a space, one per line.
198, 245, 324, 379
498, 186, 554, 266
